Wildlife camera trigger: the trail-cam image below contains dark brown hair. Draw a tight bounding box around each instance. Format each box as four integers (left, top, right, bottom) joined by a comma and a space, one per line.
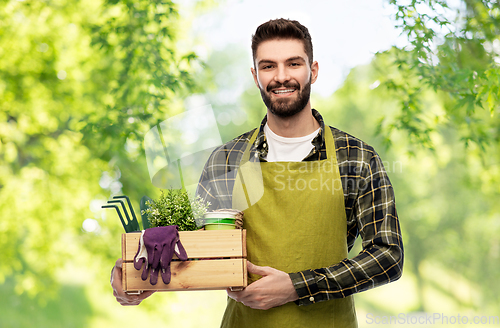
251, 18, 313, 66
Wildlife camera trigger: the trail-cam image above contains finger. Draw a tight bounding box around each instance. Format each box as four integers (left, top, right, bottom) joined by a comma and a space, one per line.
111, 277, 149, 304
111, 260, 128, 300
112, 264, 122, 284
246, 261, 270, 276
117, 296, 142, 306
115, 258, 123, 269
111, 262, 121, 285
111, 258, 156, 305
122, 302, 141, 306
117, 290, 156, 306
111, 259, 123, 283
226, 288, 243, 302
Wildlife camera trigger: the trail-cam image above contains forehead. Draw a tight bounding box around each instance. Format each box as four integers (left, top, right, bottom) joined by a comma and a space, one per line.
254, 39, 308, 64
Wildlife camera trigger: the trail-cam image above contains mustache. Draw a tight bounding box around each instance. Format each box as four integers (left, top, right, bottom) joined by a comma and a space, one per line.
266, 81, 300, 92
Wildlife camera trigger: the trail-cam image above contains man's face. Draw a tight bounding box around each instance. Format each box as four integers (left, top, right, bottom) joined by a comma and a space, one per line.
251, 39, 318, 118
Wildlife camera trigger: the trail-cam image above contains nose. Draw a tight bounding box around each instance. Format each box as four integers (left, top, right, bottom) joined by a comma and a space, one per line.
274, 64, 290, 83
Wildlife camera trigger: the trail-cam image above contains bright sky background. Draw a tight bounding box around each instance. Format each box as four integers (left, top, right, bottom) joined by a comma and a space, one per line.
190, 0, 408, 97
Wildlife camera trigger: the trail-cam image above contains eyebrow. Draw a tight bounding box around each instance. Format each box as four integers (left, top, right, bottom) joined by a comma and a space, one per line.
257, 56, 307, 66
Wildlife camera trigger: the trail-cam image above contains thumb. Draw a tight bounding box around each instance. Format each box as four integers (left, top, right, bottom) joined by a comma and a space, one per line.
115, 258, 123, 269
247, 261, 270, 276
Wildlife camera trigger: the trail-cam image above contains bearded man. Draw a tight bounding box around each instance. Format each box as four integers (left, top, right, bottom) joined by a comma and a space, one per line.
111, 18, 403, 328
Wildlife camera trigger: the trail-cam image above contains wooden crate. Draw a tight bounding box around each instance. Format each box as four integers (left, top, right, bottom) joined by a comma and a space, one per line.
122, 229, 247, 292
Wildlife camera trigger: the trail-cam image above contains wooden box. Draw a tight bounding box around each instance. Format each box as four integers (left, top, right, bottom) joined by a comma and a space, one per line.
121, 229, 247, 292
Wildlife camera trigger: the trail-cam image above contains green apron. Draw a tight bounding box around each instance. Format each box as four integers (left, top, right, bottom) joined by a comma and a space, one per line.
221, 127, 357, 328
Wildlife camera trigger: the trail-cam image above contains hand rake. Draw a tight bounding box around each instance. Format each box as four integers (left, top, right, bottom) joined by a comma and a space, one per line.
102, 195, 141, 233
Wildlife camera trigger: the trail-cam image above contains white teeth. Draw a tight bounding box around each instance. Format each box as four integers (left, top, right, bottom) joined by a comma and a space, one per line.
273, 89, 295, 94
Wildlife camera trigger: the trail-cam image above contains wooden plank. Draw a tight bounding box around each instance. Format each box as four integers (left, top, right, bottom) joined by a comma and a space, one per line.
242, 229, 247, 258
243, 259, 247, 288
121, 234, 127, 290
123, 230, 244, 261
124, 259, 246, 291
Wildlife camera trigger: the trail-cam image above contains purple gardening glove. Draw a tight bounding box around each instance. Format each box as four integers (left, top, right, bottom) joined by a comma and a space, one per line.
133, 225, 188, 285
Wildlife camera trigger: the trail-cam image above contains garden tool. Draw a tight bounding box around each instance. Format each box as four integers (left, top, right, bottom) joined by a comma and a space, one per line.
101, 195, 141, 232
134, 225, 188, 285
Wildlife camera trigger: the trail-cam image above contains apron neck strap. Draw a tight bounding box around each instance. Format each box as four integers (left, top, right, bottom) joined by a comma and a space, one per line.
240, 128, 260, 165
241, 125, 335, 164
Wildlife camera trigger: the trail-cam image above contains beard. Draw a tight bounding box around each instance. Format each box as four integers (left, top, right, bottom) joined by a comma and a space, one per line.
259, 78, 312, 118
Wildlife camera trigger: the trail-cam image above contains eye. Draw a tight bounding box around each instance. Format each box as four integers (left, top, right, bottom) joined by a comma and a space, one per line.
290, 62, 301, 67
261, 64, 274, 70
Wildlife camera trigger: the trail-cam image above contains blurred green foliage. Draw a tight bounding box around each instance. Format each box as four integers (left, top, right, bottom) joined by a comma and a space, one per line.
381, 0, 500, 151
370, 2, 500, 315
0, 277, 93, 328
0, 0, 209, 326
366, 2, 500, 315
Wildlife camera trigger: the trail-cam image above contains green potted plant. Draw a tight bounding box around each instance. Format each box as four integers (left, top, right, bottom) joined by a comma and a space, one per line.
142, 189, 211, 231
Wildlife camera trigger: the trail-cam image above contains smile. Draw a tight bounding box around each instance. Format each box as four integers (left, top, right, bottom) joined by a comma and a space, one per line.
272, 88, 296, 95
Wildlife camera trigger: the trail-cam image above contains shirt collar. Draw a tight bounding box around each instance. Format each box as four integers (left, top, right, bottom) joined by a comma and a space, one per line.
249, 109, 326, 162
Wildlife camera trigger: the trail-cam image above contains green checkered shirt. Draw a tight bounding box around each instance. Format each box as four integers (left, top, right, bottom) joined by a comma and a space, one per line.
196, 109, 403, 306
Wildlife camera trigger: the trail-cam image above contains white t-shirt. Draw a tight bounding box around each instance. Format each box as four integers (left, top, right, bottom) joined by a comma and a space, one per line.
264, 123, 320, 162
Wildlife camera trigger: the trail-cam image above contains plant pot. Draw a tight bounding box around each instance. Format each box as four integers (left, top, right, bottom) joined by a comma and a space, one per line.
204, 223, 236, 230
202, 211, 237, 229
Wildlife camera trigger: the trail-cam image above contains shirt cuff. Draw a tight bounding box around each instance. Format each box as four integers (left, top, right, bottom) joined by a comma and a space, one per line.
289, 270, 321, 306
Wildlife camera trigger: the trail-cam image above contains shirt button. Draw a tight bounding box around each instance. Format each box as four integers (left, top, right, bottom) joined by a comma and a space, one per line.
309, 296, 314, 302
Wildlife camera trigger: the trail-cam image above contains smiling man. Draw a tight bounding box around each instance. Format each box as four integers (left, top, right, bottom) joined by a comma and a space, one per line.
110, 18, 403, 328
197, 19, 403, 328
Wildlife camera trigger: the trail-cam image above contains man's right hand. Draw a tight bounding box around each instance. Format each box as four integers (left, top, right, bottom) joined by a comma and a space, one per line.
111, 258, 155, 306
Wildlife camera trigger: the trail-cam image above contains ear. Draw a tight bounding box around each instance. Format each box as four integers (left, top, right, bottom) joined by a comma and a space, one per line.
310, 61, 319, 84
251, 67, 259, 88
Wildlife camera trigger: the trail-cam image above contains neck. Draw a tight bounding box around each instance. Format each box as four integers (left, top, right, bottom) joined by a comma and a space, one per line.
266, 103, 319, 138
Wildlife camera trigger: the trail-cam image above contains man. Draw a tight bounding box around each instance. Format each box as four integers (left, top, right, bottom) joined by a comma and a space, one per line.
111, 19, 403, 328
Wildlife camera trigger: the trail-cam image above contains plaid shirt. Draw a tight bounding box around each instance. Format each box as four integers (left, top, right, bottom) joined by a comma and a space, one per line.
196, 109, 403, 306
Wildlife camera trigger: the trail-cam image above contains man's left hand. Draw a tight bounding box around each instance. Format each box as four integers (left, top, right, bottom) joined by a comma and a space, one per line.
227, 261, 299, 310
